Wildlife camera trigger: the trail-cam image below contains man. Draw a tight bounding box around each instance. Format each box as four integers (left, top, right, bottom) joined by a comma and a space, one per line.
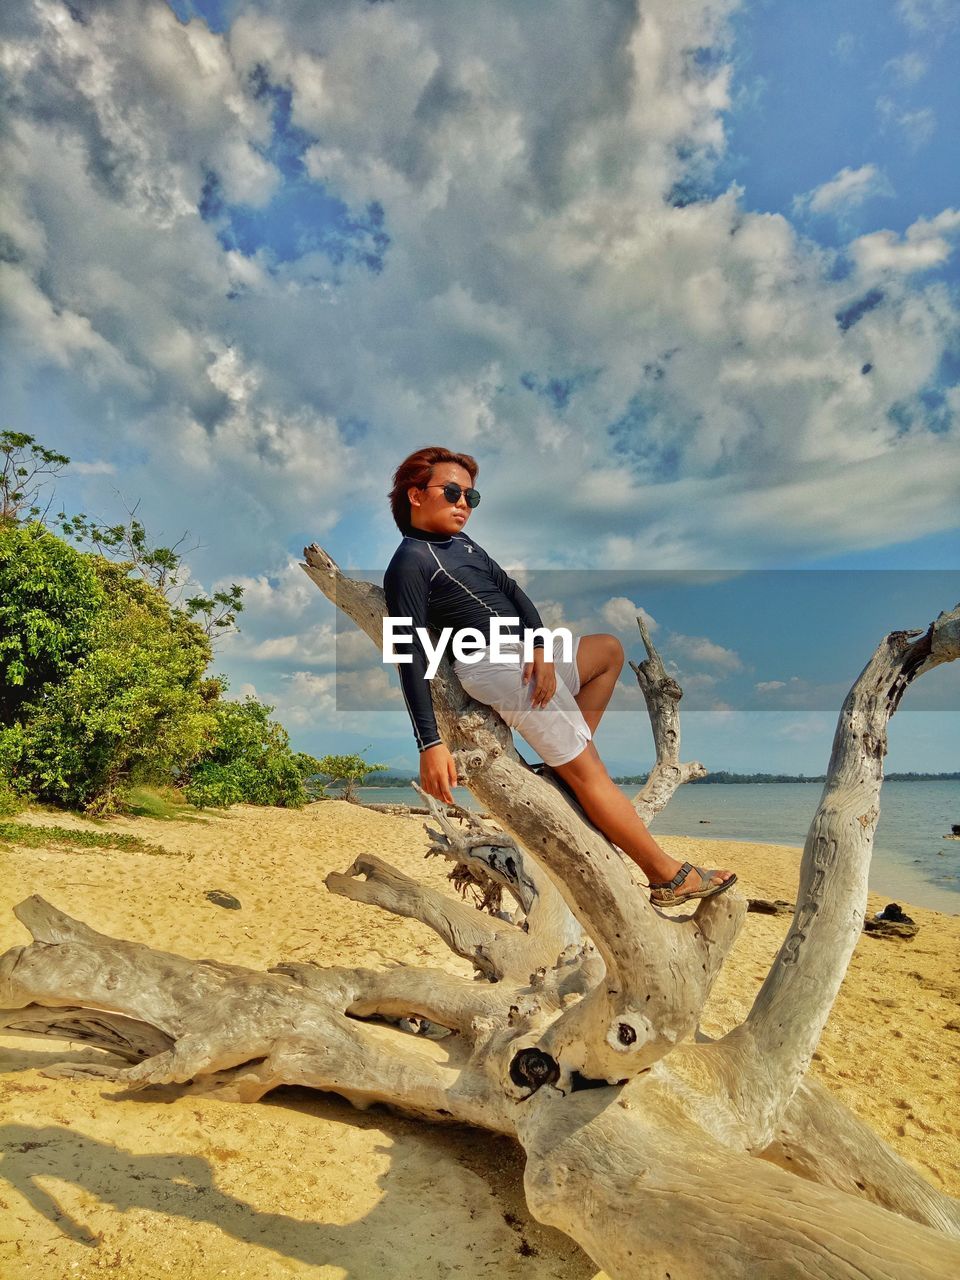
383, 445, 736, 907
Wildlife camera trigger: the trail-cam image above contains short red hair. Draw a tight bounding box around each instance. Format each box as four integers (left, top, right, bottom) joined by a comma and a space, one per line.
388, 445, 479, 531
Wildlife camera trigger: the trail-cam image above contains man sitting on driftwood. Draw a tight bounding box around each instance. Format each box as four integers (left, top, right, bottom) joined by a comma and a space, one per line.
382, 444, 737, 909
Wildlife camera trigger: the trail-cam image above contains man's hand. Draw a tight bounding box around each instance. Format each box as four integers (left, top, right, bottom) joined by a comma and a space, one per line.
419, 742, 458, 804
522, 648, 557, 708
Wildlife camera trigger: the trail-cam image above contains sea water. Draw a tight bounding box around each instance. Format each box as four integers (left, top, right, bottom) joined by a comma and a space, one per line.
356, 779, 960, 913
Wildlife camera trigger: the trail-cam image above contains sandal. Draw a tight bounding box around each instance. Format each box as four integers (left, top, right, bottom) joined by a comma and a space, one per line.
649, 861, 737, 906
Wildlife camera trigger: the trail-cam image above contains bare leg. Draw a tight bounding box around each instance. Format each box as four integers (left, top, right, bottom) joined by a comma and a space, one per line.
551, 742, 735, 891
573, 633, 624, 734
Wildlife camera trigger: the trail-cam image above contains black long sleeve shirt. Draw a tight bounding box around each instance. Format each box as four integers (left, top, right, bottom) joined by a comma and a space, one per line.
383, 524, 546, 752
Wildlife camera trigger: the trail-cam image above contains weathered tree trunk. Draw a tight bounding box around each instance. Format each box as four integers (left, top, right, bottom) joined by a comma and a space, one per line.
627, 612, 707, 823
1, 543, 958, 1279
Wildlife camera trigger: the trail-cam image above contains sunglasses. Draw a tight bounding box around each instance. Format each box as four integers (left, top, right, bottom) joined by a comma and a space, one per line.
421, 483, 481, 508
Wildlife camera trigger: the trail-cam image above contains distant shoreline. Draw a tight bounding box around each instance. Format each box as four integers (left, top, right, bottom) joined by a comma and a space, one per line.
357, 771, 960, 789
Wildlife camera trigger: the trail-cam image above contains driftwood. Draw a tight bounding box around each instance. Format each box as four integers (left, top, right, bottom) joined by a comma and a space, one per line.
861, 918, 919, 940
749, 899, 920, 940
627, 612, 707, 822
748, 897, 796, 916
1, 543, 958, 1278
361, 801, 432, 815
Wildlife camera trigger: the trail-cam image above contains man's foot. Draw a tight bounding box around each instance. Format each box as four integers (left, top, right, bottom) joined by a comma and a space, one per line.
649, 861, 737, 907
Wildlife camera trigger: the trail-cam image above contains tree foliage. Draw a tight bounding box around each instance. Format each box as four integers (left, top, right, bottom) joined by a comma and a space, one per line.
314, 751, 389, 803
0, 514, 310, 814
0, 430, 70, 525
0, 433, 321, 815
183, 696, 323, 809
60, 509, 245, 638
2, 556, 214, 812
0, 523, 105, 726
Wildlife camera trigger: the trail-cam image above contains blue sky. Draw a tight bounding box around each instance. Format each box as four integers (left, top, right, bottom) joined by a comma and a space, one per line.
727, 0, 960, 235
1, 0, 957, 776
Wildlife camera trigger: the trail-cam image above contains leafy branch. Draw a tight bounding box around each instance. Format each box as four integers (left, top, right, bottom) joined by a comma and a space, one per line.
0, 430, 70, 525
60, 504, 244, 640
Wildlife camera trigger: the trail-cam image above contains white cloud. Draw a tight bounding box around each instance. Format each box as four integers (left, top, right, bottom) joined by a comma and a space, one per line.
896, 1, 960, 34
601, 597, 660, 634
775, 715, 833, 742
222, 560, 319, 620
669, 633, 743, 673
851, 208, 960, 277
71, 459, 116, 476
756, 679, 787, 692
876, 97, 937, 149
271, 670, 338, 726
0, 0, 957, 603
679, 671, 720, 691
884, 52, 929, 85
795, 164, 893, 216
532, 598, 572, 630
0, 262, 144, 388
661, 660, 732, 710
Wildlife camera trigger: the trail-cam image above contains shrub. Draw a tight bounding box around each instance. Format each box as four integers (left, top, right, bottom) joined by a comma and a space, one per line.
183, 697, 322, 809
0, 777, 24, 817
13, 561, 214, 812
0, 488, 315, 817
0, 522, 104, 725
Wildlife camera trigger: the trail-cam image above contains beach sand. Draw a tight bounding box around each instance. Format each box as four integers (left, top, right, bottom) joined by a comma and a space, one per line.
1, 801, 958, 1279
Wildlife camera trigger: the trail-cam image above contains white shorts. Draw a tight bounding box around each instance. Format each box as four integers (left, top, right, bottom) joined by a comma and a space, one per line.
453, 633, 592, 767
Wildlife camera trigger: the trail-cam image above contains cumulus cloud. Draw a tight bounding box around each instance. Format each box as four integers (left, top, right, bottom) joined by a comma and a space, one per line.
270, 670, 338, 727
668, 633, 743, 673
0, 0, 957, 609
851, 208, 960, 277
222, 559, 318, 622
795, 164, 893, 217
601, 596, 659, 634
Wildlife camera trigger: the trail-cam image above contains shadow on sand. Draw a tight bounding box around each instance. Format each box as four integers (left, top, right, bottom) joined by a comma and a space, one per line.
0, 1073, 597, 1277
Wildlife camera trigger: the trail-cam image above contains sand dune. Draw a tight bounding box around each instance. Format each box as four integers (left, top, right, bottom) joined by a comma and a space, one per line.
1, 801, 957, 1279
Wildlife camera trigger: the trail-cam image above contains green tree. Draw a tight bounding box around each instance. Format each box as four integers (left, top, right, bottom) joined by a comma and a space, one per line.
0, 522, 105, 726
183, 696, 323, 810
0, 432, 322, 817
8, 560, 214, 812
61, 509, 245, 639
314, 751, 389, 804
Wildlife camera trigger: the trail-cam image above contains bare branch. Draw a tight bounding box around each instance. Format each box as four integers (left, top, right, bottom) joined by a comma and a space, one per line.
325, 853, 566, 983
732, 604, 960, 1140
761, 1078, 960, 1236
627, 612, 707, 823
517, 1081, 960, 1279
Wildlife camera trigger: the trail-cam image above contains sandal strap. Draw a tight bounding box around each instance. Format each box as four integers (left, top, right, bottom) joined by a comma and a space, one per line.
650, 861, 693, 892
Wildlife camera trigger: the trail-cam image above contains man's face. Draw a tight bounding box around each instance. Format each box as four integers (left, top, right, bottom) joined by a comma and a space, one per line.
407, 462, 475, 535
